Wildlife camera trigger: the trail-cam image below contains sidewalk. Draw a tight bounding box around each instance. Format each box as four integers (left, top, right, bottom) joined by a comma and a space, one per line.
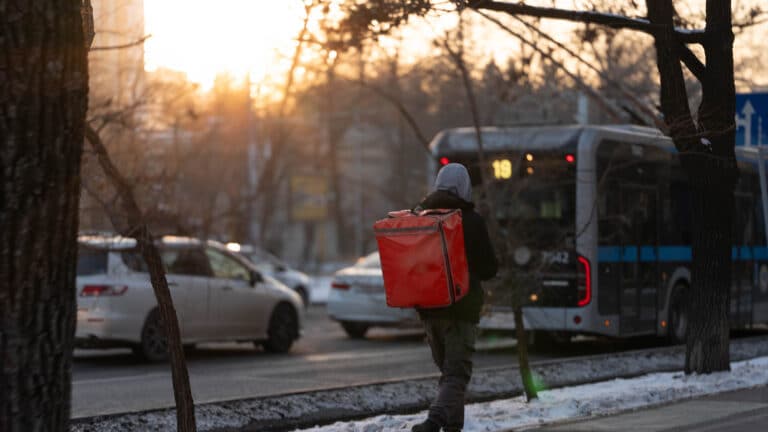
534, 385, 768, 431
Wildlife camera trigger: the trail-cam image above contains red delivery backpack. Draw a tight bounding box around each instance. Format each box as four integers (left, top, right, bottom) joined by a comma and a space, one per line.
373, 209, 469, 308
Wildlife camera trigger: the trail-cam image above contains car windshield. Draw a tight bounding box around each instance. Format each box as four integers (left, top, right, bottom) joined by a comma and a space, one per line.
356, 252, 380, 268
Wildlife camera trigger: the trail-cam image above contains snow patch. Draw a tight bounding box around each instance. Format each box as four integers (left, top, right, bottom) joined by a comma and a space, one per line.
295, 357, 768, 432
70, 337, 768, 432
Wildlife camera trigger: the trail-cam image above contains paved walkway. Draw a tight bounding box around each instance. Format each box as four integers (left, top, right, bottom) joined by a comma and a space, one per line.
533, 386, 768, 431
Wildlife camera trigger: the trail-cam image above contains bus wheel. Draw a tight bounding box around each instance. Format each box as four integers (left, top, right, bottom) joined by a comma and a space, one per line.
668, 284, 688, 345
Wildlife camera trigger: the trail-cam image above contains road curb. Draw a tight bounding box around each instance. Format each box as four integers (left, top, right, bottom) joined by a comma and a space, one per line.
69, 335, 768, 432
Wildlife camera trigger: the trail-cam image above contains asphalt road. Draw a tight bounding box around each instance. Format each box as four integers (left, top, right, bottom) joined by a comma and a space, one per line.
71, 305, 662, 419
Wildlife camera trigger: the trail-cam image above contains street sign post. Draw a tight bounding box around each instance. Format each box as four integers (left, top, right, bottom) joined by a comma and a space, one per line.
736, 92, 768, 246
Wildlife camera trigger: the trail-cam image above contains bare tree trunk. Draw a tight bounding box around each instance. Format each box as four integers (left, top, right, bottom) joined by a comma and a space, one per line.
0, 1, 88, 430
646, 0, 736, 374
512, 298, 536, 400
326, 66, 351, 255
684, 0, 737, 374
85, 126, 197, 431
255, 4, 313, 245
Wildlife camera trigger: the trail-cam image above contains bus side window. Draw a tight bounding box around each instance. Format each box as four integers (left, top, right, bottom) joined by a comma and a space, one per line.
757, 196, 767, 246
735, 161, 758, 246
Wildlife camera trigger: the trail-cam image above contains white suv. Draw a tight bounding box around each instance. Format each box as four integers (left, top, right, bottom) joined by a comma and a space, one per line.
76, 235, 304, 361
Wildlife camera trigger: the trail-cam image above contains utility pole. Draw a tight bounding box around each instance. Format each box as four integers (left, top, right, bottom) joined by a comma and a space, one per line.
246, 73, 260, 245
356, 50, 365, 257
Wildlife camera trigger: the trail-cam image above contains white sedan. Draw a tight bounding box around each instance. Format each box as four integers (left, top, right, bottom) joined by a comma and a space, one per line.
76, 235, 304, 361
326, 252, 420, 338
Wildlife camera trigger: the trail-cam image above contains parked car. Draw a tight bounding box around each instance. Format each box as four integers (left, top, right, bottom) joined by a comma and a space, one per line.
75, 235, 304, 361
227, 243, 313, 308
326, 252, 420, 338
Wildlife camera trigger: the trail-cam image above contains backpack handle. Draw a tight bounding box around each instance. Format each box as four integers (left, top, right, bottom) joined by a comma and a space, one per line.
418, 208, 459, 216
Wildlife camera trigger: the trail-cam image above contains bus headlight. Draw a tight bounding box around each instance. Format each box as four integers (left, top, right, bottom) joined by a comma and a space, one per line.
514, 246, 531, 266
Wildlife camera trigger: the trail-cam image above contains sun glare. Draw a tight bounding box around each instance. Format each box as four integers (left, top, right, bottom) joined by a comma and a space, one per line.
144, 1, 306, 89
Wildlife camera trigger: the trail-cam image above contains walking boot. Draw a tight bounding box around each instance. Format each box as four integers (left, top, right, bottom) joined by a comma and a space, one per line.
411, 419, 440, 432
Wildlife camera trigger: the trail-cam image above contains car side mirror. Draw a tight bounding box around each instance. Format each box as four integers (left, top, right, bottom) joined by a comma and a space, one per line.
250, 270, 264, 286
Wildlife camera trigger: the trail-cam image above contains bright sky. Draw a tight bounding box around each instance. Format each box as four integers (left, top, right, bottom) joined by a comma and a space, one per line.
144, 1, 306, 88
143, 1, 766, 92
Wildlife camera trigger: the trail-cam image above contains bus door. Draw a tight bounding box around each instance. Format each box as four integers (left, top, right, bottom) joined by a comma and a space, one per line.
619, 184, 659, 336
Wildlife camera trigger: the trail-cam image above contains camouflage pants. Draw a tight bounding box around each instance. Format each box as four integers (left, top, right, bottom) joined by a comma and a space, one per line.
422, 318, 477, 431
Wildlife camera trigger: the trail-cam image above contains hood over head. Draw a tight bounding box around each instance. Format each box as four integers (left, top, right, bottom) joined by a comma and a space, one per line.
434, 163, 472, 203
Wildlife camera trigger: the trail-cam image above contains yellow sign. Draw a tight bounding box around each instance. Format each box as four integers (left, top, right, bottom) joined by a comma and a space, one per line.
290, 175, 328, 221
492, 159, 512, 179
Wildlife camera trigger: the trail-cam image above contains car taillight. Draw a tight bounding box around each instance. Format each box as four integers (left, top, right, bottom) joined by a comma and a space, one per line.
331, 282, 350, 290
576, 255, 591, 306
80, 285, 128, 297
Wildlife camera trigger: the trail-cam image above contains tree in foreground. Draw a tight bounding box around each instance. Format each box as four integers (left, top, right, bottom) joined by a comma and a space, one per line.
333, 0, 759, 374
0, 1, 89, 430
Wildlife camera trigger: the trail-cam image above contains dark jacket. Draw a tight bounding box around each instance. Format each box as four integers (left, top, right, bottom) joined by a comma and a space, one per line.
415, 190, 498, 323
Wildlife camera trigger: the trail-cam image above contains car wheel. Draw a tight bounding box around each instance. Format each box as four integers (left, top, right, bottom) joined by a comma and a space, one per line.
263, 303, 298, 353
134, 309, 169, 362
341, 321, 369, 339
668, 284, 688, 345
295, 285, 310, 309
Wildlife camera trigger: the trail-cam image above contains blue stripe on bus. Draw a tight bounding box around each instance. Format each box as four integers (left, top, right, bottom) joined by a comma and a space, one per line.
740, 246, 753, 260
640, 246, 656, 261
657, 246, 692, 262
755, 247, 768, 260
596, 246, 768, 262
598, 246, 621, 262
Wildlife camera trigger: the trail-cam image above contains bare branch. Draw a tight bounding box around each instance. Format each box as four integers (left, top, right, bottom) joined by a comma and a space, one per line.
91, 34, 152, 51
504, 13, 661, 125
677, 43, 707, 83
469, 0, 706, 44
475, 9, 627, 123
355, 80, 432, 154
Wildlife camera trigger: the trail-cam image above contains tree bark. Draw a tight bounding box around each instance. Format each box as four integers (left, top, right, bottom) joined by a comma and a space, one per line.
683, 0, 737, 374
646, 0, 737, 374
85, 126, 197, 431
0, 1, 89, 430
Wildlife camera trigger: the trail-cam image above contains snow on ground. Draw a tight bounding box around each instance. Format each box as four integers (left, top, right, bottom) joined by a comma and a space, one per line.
309, 275, 333, 304
295, 356, 768, 432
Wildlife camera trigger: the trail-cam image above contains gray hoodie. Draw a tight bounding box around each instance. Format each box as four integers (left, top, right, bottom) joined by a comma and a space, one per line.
434, 163, 473, 203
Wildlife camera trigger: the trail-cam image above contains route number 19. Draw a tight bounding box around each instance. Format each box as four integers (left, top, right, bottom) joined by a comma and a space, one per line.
492, 159, 512, 180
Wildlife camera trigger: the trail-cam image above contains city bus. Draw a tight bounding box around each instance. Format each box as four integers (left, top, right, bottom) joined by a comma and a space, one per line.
429, 125, 768, 344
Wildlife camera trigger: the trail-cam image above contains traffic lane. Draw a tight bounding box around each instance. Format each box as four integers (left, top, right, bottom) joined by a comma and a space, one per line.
70, 305, 664, 418
72, 336, 516, 418
71, 304, 427, 381
71, 305, 506, 418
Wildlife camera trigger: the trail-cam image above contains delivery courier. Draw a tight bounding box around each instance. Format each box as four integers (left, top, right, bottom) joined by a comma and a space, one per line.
373, 163, 498, 432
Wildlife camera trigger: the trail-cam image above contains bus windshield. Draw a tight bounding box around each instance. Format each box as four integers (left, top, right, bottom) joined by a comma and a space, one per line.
479, 152, 576, 236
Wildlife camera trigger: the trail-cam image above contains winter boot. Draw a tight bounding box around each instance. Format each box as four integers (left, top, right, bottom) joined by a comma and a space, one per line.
411, 419, 440, 432
443, 427, 462, 432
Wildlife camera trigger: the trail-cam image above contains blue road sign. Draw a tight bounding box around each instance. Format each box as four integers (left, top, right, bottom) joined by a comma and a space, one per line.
736, 92, 768, 146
